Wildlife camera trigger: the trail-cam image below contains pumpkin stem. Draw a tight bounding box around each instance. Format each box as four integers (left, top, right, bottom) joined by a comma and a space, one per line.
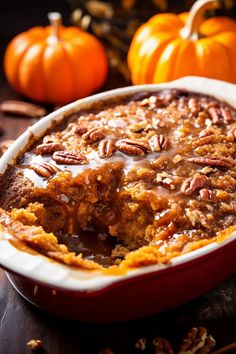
181, 0, 219, 40
48, 12, 62, 43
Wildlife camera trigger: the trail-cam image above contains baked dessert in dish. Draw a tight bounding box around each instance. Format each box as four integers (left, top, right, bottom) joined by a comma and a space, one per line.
0, 89, 235, 271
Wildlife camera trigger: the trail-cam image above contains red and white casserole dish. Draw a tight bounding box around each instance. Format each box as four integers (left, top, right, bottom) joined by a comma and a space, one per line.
0, 76, 236, 323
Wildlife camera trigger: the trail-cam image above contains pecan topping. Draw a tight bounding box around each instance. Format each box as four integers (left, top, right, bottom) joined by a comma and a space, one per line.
192, 135, 229, 148
156, 172, 178, 190
0, 100, 46, 118
43, 135, 60, 144
116, 139, 150, 156
75, 124, 88, 135
220, 107, 232, 123
178, 327, 208, 354
82, 127, 104, 143
36, 142, 62, 155
199, 129, 214, 138
0, 139, 14, 157
208, 107, 232, 124
199, 189, 218, 203
189, 156, 232, 168
52, 151, 88, 165
188, 97, 200, 115
129, 120, 147, 133
153, 338, 174, 354
228, 124, 236, 140
186, 209, 210, 229
31, 162, 60, 178
140, 96, 164, 108
149, 134, 168, 152
181, 175, 208, 195
98, 139, 115, 158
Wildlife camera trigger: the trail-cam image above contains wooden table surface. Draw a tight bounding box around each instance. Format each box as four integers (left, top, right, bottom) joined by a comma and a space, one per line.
0, 73, 236, 354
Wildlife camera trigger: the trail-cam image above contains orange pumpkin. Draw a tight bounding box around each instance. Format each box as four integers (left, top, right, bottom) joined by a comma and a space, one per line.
128, 0, 236, 84
4, 13, 108, 104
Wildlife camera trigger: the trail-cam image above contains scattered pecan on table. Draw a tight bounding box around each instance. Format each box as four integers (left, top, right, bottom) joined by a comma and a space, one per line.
178, 327, 214, 354
98, 326, 236, 353
153, 337, 174, 354
135, 338, 147, 351
0, 139, 14, 157
26, 339, 43, 352
0, 100, 46, 118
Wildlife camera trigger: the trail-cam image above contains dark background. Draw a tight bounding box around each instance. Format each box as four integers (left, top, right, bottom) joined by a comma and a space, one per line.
0, 1, 236, 353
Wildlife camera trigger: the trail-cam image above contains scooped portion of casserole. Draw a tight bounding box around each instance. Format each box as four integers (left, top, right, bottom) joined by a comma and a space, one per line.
0, 89, 235, 271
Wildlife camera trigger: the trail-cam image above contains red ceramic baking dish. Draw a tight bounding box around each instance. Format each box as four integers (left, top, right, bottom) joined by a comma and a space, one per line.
0, 76, 236, 323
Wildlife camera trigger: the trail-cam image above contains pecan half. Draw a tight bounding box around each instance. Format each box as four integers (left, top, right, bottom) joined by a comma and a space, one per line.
140, 96, 164, 108
31, 162, 60, 178
228, 124, 236, 140
116, 138, 150, 156
98, 139, 115, 158
75, 124, 88, 135
52, 151, 88, 165
199, 189, 218, 203
149, 134, 168, 152
186, 209, 210, 229
181, 175, 208, 195
43, 135, 60, 144
129, 120, 147, 133
197, 335, 215, 354
0, 139, 14, 157
178, 327, 208, 354
208, 107, 232, 124
153, 338, 174, 354
192, 135, 229, 148
98, 349, 113, 354
135, 338, 147, 351
0, 100, 46, 118
27, 339, 43, 351
188, 97, 200, 115
199, 129, 214, 138
220, 201, 236, 213
35, 142, 62, 155
220, 107, 232, 123
82, 127, 104, 143
189, 156, 232, 168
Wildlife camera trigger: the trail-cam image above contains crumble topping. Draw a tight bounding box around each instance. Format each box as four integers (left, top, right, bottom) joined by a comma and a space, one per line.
0, 89, 235, 270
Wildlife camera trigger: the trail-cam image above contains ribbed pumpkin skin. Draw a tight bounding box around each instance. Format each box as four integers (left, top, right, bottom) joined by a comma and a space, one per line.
128, 14, 236, 85
4, 26, 108, 104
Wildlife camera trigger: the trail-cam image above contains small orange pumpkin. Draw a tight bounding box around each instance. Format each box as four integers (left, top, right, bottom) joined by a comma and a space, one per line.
4, 13, 108, 104
128, 0, 236, 84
